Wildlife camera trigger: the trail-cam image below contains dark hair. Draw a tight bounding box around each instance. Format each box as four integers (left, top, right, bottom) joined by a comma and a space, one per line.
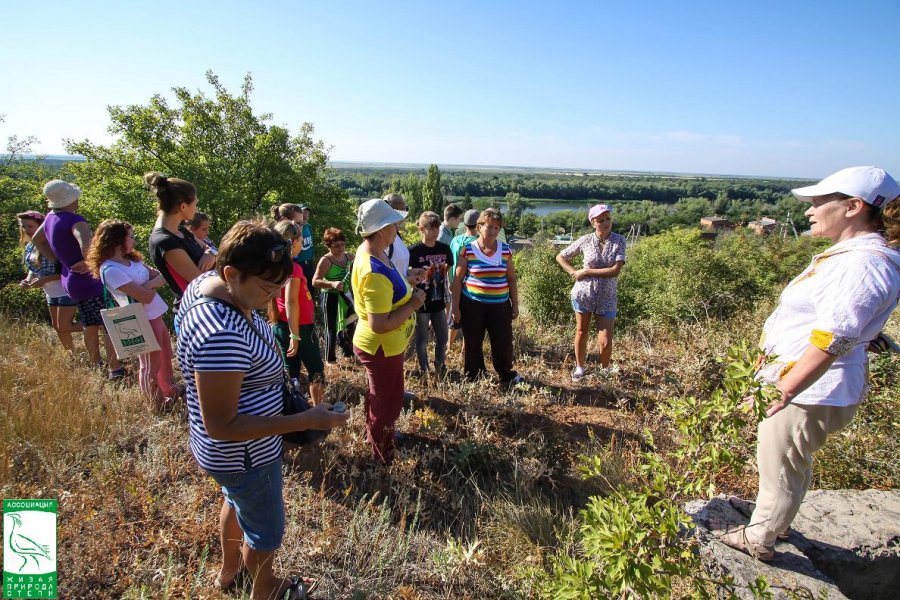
144, 172, 197, 214
86, 219, 143, 278
271, 203, 300, 221
323, 227, 346, 246
189, 212, 209, 229
383, 193, 406, 211
216, 220, 293, 284
443, 204, 463, 220
477, 207, 504, 227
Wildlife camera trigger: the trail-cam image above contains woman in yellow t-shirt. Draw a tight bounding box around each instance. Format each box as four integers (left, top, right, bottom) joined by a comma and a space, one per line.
352, 199, 425, 464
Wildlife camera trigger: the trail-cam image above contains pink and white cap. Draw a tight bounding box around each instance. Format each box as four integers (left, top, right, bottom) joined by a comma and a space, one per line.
791, 166, 900, 209
588, 204, 612, 221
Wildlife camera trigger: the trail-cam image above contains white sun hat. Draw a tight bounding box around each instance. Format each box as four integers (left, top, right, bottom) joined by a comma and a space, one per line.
791, 166, 900, 209
43, 179, 82, 209
356, 199, 407, 236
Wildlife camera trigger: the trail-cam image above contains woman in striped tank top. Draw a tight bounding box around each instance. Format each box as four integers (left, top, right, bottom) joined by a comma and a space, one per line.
450, 208, 523, 385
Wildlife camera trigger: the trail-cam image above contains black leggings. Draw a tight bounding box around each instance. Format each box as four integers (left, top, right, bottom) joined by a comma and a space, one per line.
320, 292, 355, 362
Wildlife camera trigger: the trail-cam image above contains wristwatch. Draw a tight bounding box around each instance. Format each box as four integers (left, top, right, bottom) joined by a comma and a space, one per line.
290, 333, 302, 341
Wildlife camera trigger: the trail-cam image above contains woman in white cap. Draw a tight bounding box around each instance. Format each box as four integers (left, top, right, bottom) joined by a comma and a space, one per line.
556, 204, 626, 381
31, 180, 122, 377
352, 199, 425, 464
717, 166, 900, 562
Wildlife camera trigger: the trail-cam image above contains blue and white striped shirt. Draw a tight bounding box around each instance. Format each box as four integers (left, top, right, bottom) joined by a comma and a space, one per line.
175, 271, 283, 473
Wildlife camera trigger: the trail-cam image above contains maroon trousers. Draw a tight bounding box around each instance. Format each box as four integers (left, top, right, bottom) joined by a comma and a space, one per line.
353, 345, 405, 464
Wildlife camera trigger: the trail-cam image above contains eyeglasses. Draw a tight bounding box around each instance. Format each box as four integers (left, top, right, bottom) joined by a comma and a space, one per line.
253, 276, 285, 296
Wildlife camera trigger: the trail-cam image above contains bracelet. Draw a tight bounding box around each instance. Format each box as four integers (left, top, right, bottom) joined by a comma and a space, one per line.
290, 333, 302, 341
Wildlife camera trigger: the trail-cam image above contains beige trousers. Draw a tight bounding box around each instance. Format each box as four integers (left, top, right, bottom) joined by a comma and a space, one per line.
747, 402, 858, 546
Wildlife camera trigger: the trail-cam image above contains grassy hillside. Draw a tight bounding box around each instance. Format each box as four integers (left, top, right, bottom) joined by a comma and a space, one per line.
1, 296, 896, 598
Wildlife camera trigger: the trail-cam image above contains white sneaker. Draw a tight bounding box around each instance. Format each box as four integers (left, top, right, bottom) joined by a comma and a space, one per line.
571, 366, 586, 381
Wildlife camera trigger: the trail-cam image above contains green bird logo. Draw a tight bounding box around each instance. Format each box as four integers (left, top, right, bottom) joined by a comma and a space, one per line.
5, 513, 52, 572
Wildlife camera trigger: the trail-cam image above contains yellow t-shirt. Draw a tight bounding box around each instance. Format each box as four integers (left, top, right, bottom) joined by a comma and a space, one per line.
351, 248, 415, 356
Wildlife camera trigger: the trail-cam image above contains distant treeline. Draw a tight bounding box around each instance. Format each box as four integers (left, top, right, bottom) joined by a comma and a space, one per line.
328, 168, 813, 205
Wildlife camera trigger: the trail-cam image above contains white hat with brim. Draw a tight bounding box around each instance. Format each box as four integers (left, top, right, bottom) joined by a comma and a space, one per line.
357, 199, 407, 236
791, 166, 900, 209
43, 179, 82, 209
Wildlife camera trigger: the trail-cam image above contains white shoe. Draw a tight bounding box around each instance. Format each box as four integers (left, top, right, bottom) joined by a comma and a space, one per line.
571, 366, 586, 381
597, 365, 620, 377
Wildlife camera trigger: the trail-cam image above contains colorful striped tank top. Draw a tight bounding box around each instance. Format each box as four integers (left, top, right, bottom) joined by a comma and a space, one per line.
462, 240, 512, 303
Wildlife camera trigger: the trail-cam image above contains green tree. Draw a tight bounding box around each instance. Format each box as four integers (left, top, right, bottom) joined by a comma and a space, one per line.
423, 164, 443, 214
401, 172, 424, 217
502, 191, 533, 236
64, 71, 354, 244
0, 118, 53, 315
459, 192, 473, 211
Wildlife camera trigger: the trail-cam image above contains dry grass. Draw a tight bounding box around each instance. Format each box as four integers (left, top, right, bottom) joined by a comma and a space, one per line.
0, 305, 895, 599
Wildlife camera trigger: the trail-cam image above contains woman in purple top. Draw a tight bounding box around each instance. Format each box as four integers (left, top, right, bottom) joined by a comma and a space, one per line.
33, 180, 122, 377
556, 204, 626, 381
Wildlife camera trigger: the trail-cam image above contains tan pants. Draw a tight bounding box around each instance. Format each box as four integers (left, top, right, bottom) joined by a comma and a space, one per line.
747, 402, 858, 546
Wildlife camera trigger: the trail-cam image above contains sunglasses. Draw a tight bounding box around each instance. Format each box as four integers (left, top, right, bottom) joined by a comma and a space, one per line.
268, 239, 292, 262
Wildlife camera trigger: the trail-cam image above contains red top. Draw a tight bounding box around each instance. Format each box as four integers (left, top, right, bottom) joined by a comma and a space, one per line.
276, 263, 314, 325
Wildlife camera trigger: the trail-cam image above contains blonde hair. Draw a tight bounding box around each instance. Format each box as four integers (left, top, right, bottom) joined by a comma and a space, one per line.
874, 196, 900, 247
274, 220, 301, 241
477, 207, 503, 227
417, 211, 440, 229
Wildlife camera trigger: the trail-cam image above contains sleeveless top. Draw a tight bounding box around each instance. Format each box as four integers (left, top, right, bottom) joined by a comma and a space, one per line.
42, 210, 103, 301
323, 255, 351, 293
462, 240, 512, 304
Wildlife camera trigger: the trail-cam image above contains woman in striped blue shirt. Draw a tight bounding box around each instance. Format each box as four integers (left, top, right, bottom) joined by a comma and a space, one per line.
175, 220, 349, 600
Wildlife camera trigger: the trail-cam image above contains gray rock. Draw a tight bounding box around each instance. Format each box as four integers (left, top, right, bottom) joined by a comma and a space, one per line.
686, 490, 900, 600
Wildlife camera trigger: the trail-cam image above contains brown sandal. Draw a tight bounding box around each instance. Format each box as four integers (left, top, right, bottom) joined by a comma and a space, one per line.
728, 497, 790, 540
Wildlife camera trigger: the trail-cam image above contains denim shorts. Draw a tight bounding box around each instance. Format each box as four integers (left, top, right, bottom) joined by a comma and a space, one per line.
206, 458, 285, 551
47, 294, 77, 307
571, 297, 617, 319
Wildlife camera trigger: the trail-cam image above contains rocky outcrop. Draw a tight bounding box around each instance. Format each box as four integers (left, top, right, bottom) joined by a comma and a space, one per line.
686, 489, 900, 599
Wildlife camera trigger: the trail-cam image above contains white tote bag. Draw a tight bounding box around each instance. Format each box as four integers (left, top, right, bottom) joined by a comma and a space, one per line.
100, 302, 161, 360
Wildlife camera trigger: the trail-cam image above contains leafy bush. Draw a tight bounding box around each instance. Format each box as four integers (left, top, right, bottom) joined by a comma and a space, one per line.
542, 343, 779, 598
0, 283, 48, 321
617, 228, 826, 328
814, 352, 899, 489
515, 244, 573, 326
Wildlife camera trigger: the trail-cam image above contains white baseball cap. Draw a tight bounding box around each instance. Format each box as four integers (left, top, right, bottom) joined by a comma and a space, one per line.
356, 199, 407, 236
791, 166, 900, 209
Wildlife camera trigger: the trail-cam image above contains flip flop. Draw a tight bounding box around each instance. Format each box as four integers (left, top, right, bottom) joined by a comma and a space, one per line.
215, 568, 248, 592
285, 575, 319, 599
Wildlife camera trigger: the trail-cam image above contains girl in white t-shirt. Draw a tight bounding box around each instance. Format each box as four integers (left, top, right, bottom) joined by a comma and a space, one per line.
86, 219, 179, 411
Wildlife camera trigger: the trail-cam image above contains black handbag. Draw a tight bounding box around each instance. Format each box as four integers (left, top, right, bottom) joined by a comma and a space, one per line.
183, 295, 329, 446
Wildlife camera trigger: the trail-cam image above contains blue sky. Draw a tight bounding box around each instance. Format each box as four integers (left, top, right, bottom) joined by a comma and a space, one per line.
2, 0, 898, 178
